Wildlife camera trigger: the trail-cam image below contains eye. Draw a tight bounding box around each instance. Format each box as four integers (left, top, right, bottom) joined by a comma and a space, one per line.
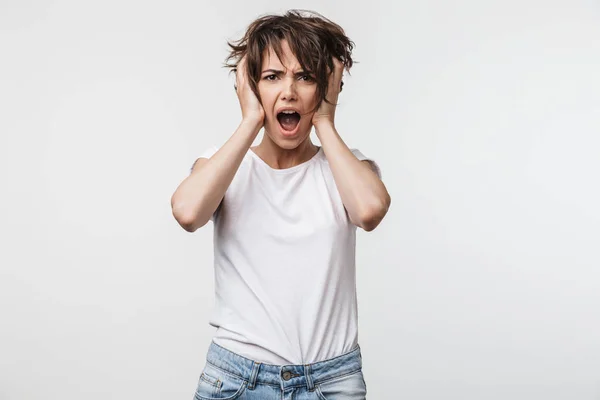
264, 74, 277, 81
299, 74, 314, 81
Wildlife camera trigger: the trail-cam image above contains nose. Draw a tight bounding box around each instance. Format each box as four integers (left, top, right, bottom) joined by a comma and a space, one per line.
280, 78, 298, 101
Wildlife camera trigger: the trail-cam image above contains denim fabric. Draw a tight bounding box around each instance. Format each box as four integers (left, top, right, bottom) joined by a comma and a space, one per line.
193, 341, 367, 400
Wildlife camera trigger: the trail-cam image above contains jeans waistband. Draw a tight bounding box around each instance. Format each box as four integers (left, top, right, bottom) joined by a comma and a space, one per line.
205, 341, 363, 390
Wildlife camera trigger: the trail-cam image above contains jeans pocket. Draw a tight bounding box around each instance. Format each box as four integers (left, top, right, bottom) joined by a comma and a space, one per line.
194, 363, 248, 400
315, 370, 367, 400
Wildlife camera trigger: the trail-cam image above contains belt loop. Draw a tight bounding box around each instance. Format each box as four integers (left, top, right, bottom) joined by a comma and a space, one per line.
304, 364, 315, 391
247, 361, 261, 390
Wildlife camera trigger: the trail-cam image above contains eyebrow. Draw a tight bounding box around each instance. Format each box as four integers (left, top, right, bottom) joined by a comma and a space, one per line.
261, 69, 312, 76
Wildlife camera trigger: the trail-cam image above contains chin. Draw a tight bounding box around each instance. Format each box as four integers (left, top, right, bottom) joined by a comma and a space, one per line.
266, 121, 312, 148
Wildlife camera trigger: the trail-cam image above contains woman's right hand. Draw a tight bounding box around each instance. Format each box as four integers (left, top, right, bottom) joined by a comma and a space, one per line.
235, 55, 265, 126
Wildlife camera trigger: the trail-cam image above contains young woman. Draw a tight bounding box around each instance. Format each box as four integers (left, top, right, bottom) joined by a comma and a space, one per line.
171, 9, 391, 400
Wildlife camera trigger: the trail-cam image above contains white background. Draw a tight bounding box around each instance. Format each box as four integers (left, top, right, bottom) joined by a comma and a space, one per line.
1, 1, 599, 399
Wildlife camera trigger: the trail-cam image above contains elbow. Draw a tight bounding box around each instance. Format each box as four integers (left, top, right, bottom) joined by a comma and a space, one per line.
359, 214, 380, 232
172, 207, 197, 232
178, 217, 201, 233
174, 209, 208, 233
358, 194, 391, 232
171, 199, 208, 233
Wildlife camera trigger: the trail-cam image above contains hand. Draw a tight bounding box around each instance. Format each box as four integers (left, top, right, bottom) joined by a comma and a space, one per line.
312, 57, 344, 128
235, 55, 265, 126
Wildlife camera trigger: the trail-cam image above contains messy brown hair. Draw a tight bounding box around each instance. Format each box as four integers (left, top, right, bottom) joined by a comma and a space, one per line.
224, 9, 356, 114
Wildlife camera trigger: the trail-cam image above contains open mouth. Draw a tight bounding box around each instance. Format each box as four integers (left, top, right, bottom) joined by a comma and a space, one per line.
276, 111, 301, 132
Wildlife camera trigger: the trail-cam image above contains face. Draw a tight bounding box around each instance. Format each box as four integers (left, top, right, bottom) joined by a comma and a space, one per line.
257, 40, 318, 149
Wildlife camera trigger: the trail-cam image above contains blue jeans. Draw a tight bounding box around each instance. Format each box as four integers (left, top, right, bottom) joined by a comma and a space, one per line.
193, 341, 368, 400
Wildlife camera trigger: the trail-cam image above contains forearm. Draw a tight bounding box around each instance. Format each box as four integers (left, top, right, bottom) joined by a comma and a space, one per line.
315, 121, 390, 231
171, 119, 262, 231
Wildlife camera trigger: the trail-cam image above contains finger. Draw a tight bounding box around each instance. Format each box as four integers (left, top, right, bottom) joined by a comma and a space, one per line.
332, 56, 343, 70
235, 56, 244, 89
234, 69, 239, 92
331, 57, 343, 76
329, 57, 344, 93
237, 55, 247, 85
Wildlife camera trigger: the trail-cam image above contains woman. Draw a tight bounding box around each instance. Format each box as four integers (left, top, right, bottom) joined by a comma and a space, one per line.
171, 9, 391, 400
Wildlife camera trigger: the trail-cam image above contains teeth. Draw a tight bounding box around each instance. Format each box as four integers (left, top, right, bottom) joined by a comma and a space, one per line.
281, 110, 297, 114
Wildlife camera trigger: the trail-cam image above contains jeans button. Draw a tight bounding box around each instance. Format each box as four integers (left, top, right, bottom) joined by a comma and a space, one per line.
282, 371, 292, 380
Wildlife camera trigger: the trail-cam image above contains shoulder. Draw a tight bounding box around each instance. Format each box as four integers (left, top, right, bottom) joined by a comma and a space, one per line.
350, 148, 382, 179
361, 160, 380, 175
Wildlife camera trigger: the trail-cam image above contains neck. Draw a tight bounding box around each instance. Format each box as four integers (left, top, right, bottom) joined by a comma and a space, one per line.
252, 133, 319, 170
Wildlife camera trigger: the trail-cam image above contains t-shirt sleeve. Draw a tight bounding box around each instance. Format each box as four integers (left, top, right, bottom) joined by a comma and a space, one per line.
350, 148, 382, 179
188, 145, 221, 222
189, 145, 220, 174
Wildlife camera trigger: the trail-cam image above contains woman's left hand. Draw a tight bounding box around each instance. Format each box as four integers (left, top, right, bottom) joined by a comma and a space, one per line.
312, 57, 345, 128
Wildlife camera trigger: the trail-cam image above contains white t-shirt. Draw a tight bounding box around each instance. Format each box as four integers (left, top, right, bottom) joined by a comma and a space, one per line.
190, 145, 382, 365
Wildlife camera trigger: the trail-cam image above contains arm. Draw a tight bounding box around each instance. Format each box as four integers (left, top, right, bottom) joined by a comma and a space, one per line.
315, 122, 391, 231
312, 57, 391, 231
171, 119, 262, 232
171, 55, 264, 232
